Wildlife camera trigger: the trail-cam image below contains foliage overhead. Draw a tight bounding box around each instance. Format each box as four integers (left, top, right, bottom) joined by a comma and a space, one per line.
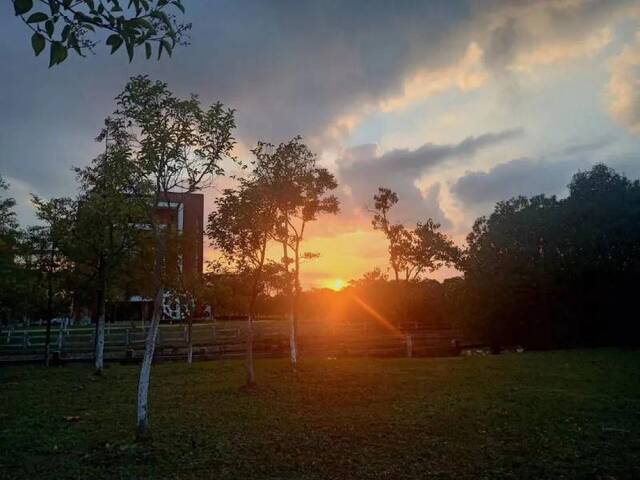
13, 0, 190, 67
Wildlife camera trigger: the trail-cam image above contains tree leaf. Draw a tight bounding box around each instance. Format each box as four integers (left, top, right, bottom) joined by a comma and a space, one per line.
45, 19, 54, 37
61, 25, 71, 42
31, 32, 45, 56
26, 12, 48, 23
172, 1, 185, 14
13, 0, 33, 15
145, 42, 152, 59
49, 41, 67, 67
106, 34, 123, 54
126, 40, 134, 61
161, 39, 172, 57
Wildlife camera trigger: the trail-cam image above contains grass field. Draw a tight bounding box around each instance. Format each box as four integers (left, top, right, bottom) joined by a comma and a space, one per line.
1, 350, 639, 479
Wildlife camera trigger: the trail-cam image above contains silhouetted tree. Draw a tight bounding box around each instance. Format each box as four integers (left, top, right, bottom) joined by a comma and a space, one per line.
372, 187, 459, 326
0, 176, 22, 324
107, 75, 236, 441
252, 137, 339, 370
30, 196, 76, 365
72, 118, 150, 375
208, 177, 278, 385
461, 164, 640, 348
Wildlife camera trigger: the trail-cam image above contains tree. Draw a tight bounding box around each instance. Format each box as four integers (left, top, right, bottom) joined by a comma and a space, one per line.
372, 187, 459, 327
208, 178, 277, 385
0, 175, 23, 325
372, 187, 459, 283
30, 196, 76, 365
107, 75, 235, 441
12, 0, 189, 67
72, 117, 151, 375
460, 164, 640, 349
252, 137, 339, 370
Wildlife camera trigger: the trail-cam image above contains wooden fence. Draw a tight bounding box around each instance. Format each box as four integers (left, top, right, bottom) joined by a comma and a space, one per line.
0, 321, 466, 364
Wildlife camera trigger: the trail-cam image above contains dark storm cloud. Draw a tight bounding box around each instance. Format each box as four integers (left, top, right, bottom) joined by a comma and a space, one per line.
452, 157, 580, 206
338, 128, 523, 226
0, 0, 475, 221
451, 138, 617, 211
344, 128, 523, 178
0, 0, 633, 225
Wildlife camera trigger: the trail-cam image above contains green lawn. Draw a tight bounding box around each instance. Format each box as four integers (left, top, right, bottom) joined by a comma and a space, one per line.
1, 350, 639, 479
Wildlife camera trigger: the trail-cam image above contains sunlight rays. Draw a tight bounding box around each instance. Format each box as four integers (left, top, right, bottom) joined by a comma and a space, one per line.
349, 292, 404, 337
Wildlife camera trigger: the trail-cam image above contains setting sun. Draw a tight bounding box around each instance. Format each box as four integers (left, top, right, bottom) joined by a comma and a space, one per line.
330, 278, 346, 291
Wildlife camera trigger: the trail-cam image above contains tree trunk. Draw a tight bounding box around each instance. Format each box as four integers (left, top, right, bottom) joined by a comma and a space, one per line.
44, 316, 52, 367
94, 307, 106, 374
187, 313, 193, 364
94, 260, 107, 375
289, 311, 297, 370
136, 286, 164, 442
44, 246, 54, 367
291, 241, 301, 371
282, 237, 298, 371
246, 310, 255, 386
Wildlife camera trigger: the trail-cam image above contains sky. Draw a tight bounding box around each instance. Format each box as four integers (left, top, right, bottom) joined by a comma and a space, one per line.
2, 0, 640, 289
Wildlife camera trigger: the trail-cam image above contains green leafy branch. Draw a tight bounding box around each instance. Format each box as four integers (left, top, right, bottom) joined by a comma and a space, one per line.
12, 0, 190, 67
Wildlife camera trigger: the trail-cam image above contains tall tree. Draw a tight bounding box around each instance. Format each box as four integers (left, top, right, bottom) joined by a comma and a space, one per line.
372, 187, 459, 326
208, 178, 277, 385
108, 75, 235, 441
0, 175, 23, 325
252, 137, 339, 370
372, 187, 459, 283
30, 196, 76, 365
73, 117, 150, 375
12, 0, 189, 67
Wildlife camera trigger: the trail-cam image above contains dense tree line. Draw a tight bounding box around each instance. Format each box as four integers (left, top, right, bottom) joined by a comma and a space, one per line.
202, 164, 640, 350
458, 164, 640, 349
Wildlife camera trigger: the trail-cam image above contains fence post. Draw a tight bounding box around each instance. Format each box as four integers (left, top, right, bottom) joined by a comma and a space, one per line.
23, 331, 29, 350
405, 334, 413, 358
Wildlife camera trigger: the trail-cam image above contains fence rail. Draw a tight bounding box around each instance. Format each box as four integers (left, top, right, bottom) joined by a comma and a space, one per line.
0, 321, 466, 363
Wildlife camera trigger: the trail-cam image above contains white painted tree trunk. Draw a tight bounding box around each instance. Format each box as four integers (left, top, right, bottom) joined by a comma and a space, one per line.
187, 317, 193, 364
136, 287, 163, 441
289, 312, 297, 370
95, 313, 105, 374
246, 312, 255, 385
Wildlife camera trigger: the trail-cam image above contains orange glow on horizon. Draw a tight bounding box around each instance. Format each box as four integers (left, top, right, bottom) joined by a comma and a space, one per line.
328, 278, 346, 290
350, 293, 404, 337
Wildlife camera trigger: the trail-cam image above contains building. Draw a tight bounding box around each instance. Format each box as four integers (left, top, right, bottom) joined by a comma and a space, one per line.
111, 192, 205, 323
154, 191, 204, 279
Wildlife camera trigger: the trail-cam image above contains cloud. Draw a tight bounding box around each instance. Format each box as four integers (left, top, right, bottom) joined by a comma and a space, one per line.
479, 0, 633, 73
341, 128, 523, 180
450, 138, 614, 210
473, 0, 632, 103
378, 42, 488, 113
338, 128, 523, 226
452, 157, 576, 207
608, 32, 640, 135
0, 0, 636, 231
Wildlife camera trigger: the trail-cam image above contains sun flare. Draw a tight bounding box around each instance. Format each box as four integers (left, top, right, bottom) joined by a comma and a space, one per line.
330, 278, 346, 291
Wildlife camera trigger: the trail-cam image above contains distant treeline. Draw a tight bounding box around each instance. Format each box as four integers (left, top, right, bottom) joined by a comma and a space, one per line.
3, 163, 640, 350
206, 164, 640, 349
